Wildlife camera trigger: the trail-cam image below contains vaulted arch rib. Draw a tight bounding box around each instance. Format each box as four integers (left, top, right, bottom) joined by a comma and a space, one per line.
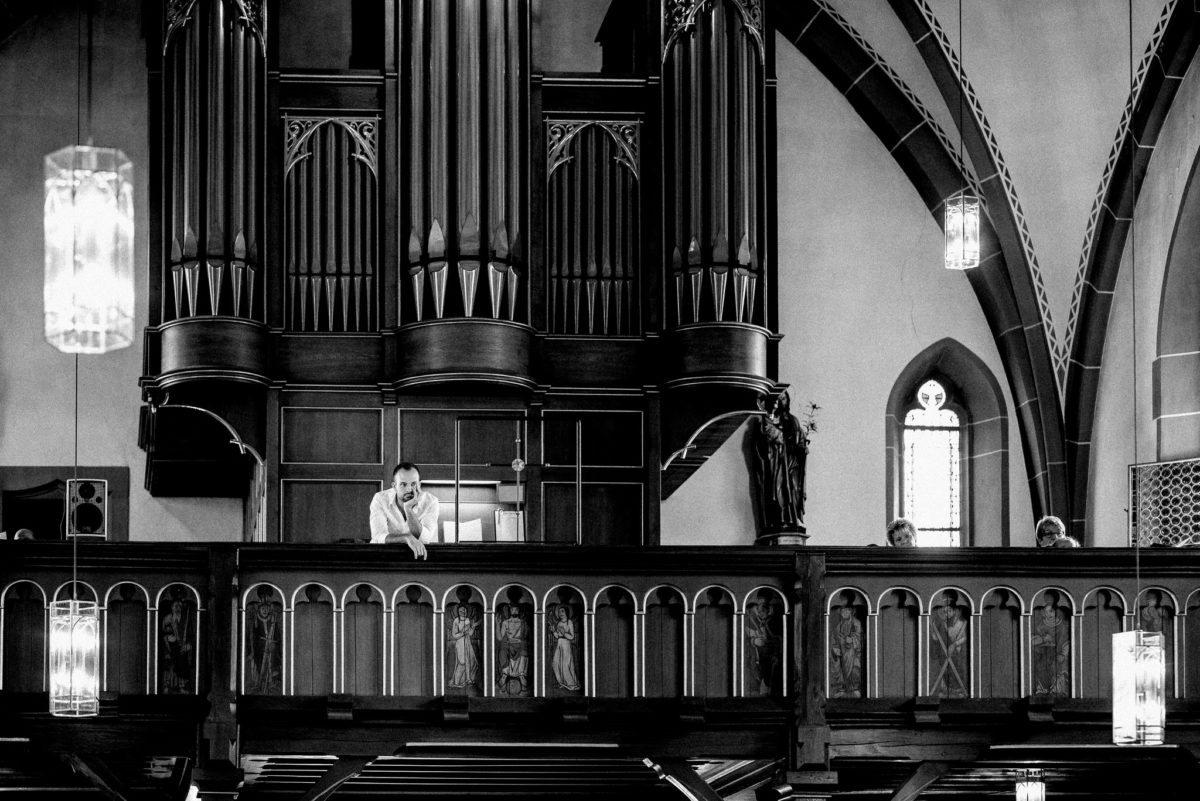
772, 0, 1067, 526
1065, 2, 1200, 536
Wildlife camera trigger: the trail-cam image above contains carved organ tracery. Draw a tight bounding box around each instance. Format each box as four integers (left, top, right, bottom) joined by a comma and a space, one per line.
546, 120, 641, 336
283, 117, 379, 332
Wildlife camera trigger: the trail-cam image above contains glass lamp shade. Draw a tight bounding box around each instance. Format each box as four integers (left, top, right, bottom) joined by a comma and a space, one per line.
44, 145, 135, 354
1014, 769, 1045, 801
944, 191, 980, 270
49, 599, 100, 717
1113, 629, 1165, 745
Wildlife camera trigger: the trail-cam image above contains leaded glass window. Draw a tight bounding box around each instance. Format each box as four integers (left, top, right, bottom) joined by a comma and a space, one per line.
903, 379, 962, 547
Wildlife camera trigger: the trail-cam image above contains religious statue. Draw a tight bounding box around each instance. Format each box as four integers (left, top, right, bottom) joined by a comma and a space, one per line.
750, 390, 815, 537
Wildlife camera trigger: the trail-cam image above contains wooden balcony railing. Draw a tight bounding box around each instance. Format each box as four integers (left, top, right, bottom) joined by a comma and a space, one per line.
6, 543, 1200, 764
821, 547, 1200, 703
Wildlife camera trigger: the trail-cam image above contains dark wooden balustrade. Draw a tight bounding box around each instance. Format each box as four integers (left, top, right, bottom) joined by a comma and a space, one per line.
1, 543, 795, 760
6, 543, 1200, 766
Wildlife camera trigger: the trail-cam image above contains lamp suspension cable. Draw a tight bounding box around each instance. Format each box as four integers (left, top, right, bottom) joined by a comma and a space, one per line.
958, 0, 963, 181
1128, 0, 1140, 601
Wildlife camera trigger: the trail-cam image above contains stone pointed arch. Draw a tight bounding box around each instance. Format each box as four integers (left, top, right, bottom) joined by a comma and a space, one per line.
773, 0, 1066, 527
887, 338, 1010, 545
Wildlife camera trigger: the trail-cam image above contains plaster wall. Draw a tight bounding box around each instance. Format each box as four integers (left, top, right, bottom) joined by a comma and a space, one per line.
661, 33, 1033, 547
0, 1, 242, 541
1090, 43, 1200, 546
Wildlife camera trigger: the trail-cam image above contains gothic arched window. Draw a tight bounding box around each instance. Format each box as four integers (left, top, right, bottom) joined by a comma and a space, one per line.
902, 379, 963, 547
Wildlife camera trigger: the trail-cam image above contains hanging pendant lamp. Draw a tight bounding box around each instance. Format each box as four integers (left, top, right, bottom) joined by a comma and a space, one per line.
944, 0, 979, 271
43, 0, 133, 355
44, 145, 135, 354
1111, 0, 1165, 749
1013, 769, 1045, 801
49, 599, 101, 716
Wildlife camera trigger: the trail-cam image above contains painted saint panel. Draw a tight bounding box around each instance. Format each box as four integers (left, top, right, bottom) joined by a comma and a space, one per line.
245, 586, 283, 695
444, 588, 484, 696
496, 589, 534, 697
546, 589, 584, 696
158, 585, 197, 694
928, 590, 970, 699
1031, 590, 1072, 697
828, 590, 866, 699
1139, 589, 1176, 695
744, 590, 784, 697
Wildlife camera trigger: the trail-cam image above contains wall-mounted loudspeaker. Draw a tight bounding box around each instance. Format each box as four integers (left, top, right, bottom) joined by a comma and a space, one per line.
66, 478, 107, 540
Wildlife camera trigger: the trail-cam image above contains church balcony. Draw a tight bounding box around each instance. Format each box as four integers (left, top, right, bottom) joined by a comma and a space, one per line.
0, 543, 794, 761
4, 543, 1200, 769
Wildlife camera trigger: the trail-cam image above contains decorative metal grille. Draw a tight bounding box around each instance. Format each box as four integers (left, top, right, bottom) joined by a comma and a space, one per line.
1129, 457, 1200, 547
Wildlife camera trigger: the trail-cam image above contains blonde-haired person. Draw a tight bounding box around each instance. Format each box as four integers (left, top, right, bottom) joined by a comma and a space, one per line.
886, 518, 918, 547
1035, 515, 1080, 548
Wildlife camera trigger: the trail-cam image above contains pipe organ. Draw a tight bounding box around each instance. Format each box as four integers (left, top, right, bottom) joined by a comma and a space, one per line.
162, 0, 266, 324
142, 0, 779, 539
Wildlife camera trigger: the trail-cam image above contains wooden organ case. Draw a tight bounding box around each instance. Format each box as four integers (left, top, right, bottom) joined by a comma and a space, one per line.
140, 0, 779, 544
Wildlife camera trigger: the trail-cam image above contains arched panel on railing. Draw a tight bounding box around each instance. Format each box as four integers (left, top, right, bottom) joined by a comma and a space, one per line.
244, 583, 285, 695
393, 585, 435, 696
156, 583, 202, 695
2, 580, 46, 692
692, 586, 735, 698
644, 586, 686, 698
928, 589, 971, 699
105, 582, 149, 695
1138, 588, 1178, 697
979, 588, 1022, 698
545, 586, 585, 697
342, 584, 384, 695
1031, 589, 1074, 697
444, 586, 485, 697
877, 588, 920, 698
593, 585, 635, 698
743, 587, 786, 697
827, 588, 868, 700
292, 584, 335, 695
1187, 590, 1200, 698
495, 585, 535, 698
53, 581, 99, 604
1080, 587, 1125, 698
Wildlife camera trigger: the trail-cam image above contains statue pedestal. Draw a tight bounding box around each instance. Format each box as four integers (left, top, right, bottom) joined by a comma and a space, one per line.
756, 526, 808, 546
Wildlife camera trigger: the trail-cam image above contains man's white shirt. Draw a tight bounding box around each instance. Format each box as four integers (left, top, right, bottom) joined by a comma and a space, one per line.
369, 488, 440, 544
